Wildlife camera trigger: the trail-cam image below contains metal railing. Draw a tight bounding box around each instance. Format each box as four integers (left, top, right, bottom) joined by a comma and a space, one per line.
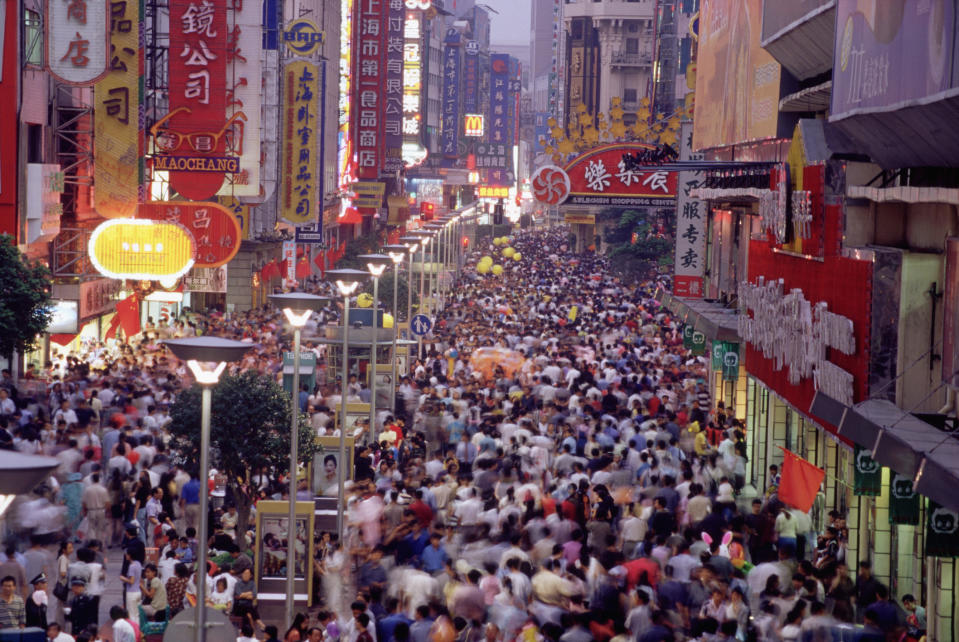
611, 52, 652, 66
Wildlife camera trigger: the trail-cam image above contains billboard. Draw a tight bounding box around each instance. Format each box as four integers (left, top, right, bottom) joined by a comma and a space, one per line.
673, 123, 706, 298
165, 0, 228, 200
217, 0, 262, 197
442, 41, 461, 160
280, 61, 321, 225
831, 0, 958, 120
693, 0, 781, 150
489, 54, 510, 147
352, 0, 386, 180
562, 144, 678, 207
93, 0, 142, 219
45, 0, 109, 85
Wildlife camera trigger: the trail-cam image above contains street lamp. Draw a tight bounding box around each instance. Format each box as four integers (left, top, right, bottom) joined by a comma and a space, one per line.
162, 337, 255, 642
399, 236, 421, 325
325, 268, 369, 542
382, 244, 409, 411
408, 230, 434, 317
425, 223, 445, 309
267, 292, 330, 627
356, 254, 392, 436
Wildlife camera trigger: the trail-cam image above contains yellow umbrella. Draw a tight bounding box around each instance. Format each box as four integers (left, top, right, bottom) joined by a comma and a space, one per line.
503, 247, 515, 258
491, 264, 503, 276
512, 253, 522, 261
477, 262, 490, 274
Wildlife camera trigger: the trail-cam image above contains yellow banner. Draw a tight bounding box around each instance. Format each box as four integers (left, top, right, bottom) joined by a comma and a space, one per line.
93, 0, 140, 218
281, 61, 320, 225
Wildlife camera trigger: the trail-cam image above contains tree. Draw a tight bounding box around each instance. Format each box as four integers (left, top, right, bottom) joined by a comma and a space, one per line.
0, 235, 52, 363
167, 370, 319, 550
362, 270, 417, 320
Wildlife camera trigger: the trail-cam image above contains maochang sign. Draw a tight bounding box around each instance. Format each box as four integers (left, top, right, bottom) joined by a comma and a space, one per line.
564, 144, 678, 206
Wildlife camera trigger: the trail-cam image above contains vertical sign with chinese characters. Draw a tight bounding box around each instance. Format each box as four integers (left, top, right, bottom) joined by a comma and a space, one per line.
463, 40, 478, 113
382, 0, 404, 175
674, 122, 706, 297
441, 37, 460, 162
218, 0, 261, 197
167, 0, 228, 200
282, 240, 296, 286
489, 54, 509, 147
352, 0, 386, 181
281, 61, 320, 225
402, 12, 422, 146
338, 0, 356, 192
46, 0, 110, 85
94, 0, 141, 219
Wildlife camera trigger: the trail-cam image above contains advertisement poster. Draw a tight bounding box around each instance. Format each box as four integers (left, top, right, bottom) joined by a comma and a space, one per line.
280, 61, 320, 225
693, 0, 781, 149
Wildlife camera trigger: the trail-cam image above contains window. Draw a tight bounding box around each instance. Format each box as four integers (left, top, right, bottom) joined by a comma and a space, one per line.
623, 88, 637, 103
27, 125, 43, 163
625, 38, 639, 54
570, 20, 583, 40
23, 10, 43, 66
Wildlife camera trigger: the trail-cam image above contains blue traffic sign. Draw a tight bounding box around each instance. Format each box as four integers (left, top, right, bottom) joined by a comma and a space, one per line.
410, 314, 433, 337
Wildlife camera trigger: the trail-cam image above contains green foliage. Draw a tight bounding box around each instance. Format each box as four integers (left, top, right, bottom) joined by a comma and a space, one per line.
362, 270, 415, 319
0, 235, 52, 359
336, 236, 381, 271
603, 209, 647, 246
168, 370, 318, 482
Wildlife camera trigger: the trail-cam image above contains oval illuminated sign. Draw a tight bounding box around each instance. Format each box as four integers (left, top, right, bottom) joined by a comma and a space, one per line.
89, 219, 195, 281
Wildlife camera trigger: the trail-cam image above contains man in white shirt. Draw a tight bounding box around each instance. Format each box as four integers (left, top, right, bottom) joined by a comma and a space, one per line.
110, 605, 137, 642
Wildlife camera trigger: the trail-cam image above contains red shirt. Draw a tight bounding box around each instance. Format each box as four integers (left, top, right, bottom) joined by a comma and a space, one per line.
623, 557, 660, 590
409, 500, 433, 529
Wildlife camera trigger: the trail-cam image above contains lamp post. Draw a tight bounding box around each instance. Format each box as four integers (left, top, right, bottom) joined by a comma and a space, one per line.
325, 268, 369, 542
162, 337, 254, 642
356, 254, 391, 436
409, 230, 434, 317
382, 245, 410, 411
267, 292, 330, 627
425, 223, 445, 310
398, 236, 421, 325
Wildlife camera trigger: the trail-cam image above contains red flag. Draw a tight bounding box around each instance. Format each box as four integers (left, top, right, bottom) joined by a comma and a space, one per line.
312, 250, 326, 276
296, 257, 312, 278
777, 447, 825, 512
116, 294, 141, 338
261, 260, 280, 280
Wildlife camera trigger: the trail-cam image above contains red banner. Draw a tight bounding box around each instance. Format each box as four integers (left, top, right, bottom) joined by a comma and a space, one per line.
563, 144, 678, 207
0, 4, 18, 237
352, 0, 386, 180
778, 447, 825, 513
166, 0, 228, 200
138, 201, 240, 267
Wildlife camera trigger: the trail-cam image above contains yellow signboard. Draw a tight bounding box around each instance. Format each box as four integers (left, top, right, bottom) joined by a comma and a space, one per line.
281, 61, 320, 225
352, 181, 386, 209
218, 196, 251, 240
93, 0, 140, 218
564, 213, 595, 225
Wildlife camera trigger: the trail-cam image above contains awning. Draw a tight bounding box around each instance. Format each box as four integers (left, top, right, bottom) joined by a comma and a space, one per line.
656, 289, 740, 342
689, 187, 767, 202
779, 81, 832, 113
810, 392, 959, 512
847, 184, 959, 206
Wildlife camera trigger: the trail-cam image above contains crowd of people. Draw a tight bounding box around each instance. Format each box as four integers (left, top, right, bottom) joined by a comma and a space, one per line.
0, 226, 926, 641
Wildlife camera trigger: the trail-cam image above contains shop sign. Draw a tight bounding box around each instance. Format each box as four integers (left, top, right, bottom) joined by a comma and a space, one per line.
282, 240, 296, 286
25, 164, 64, 243
280, 60, 320, 225
185, 266, 227, 293
93, 0, 142, 218
283, 19, 324, 56
926, 501, 959, 558
674, 122, 705, 298
402, 12, 422, 140
477, 186, 508, 199
889, 472, 920, 525
739, 277, 857, 405
463, 42, 479, 112
153, 156, 239, 172
79, 279, 121, 320
166, 0, 228, 200
563, 143, 678, 207
853, 445, 882, 497
338, 0, 356, 191
464, 114, 484, 138
218, 0, 262, 196
139, 201, 241, 267
351, 181, 385, 209
45, 0, 110, 85
563, 213, 594, 225
89, 218, 196, 281
382, 0, 404, 174
352, 0, 385, 180
441, 42, 461, 160
489, 54, 511, 146
473, 143, 510, 169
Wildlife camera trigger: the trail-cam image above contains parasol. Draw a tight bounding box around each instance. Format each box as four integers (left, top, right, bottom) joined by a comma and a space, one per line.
468, 347, 527, 380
